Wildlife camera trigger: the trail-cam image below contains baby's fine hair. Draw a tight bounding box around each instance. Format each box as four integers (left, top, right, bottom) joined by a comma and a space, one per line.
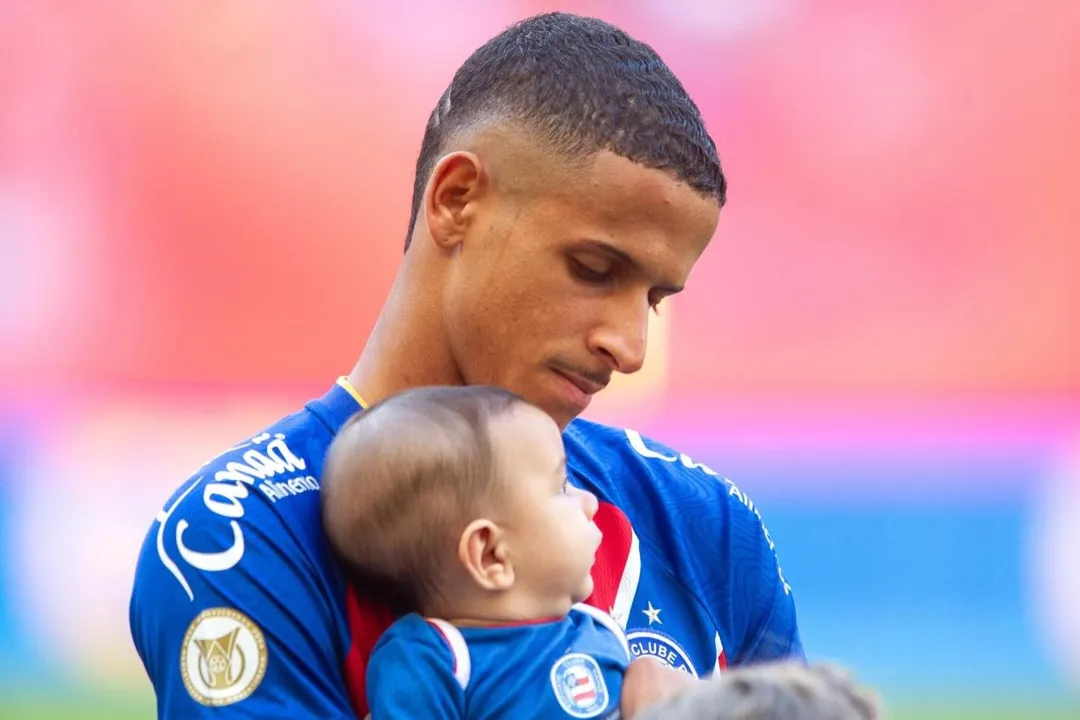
636, 662, 882, 720
321, 385, 527, 610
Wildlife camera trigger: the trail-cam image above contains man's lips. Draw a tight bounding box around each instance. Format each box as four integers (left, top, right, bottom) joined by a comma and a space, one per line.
552, 368, 609, 396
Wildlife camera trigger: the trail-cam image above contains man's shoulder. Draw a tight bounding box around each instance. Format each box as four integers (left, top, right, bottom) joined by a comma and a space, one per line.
129, 396, 363, 718
566, 418, 727, 494
564, 418, 768, 535
138, 402, 340, 601
165, 380, 360, 515
168, 404, 332, 521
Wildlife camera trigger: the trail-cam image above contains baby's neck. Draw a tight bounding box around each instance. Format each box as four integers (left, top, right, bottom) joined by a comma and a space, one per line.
421, 588, 574, 627
447, 613, 565, 628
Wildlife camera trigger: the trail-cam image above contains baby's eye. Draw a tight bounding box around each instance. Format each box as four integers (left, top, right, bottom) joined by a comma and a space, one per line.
561, 478, 570, 494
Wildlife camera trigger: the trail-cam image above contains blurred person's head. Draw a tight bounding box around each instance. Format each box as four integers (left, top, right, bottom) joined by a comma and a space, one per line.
634, 661, 882, 720
390, 12, 724, 428
321, 385, 602, 621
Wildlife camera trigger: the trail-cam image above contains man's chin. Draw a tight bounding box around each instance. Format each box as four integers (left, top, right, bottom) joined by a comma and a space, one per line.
518, 366, 598, 422
529, 399, 580, 431
554, 410, 580, 431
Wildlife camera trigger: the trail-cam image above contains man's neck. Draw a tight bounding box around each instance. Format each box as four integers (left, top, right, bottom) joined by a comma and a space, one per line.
347, 262, 463, 407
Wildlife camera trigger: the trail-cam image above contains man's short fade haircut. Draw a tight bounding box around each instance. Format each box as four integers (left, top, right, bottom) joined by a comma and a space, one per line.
404, 11, 726, 251
321, 385, 527, 610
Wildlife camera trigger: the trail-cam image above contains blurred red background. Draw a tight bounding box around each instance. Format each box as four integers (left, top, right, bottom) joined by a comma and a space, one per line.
4, 1, 1077, 400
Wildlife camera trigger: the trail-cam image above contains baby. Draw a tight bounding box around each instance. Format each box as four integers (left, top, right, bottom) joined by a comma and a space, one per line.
321, 385, 630, 719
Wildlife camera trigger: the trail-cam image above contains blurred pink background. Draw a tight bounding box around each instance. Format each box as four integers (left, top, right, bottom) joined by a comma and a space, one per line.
5, 1, 1077, 397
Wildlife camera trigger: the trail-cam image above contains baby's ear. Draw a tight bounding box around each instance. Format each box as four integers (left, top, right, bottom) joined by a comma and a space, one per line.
459, 518, 515, 592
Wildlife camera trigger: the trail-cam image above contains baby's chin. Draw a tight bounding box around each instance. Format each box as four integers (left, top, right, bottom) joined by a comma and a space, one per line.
571, 574, 595, 605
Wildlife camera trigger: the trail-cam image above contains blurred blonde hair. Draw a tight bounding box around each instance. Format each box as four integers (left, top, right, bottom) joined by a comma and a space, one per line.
636, 662, 882, 720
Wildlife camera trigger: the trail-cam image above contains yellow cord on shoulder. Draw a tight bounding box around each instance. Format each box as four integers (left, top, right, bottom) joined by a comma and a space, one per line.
335, 376, 369, 409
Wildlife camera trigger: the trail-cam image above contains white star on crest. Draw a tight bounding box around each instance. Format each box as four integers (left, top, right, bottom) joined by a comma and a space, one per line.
643, 601, 662, 625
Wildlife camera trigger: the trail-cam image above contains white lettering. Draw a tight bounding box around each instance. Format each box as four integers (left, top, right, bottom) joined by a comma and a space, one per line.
176, 518, 245, 571
626, 632, 698, 677
778, 565, 792, 596
265, 434, 307, 471
679, 453, 719, 476
156, 434, 316, 600
762, 524, 776, 551
626, 430, 721, 477
727, 478, 790, 595
215, 461, 266, 485
728, 484, 744, 504
626, 430, 678, 462
203, 482, 249, 518
156, 476, 204, 601
255, 475, 320, 503
243, 449, 286, 477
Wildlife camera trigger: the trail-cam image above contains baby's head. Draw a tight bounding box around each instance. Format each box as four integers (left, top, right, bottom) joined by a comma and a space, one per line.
321, 385, 602, 621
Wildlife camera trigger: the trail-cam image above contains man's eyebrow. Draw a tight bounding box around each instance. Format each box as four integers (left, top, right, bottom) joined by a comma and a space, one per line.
576, 239, 684, 294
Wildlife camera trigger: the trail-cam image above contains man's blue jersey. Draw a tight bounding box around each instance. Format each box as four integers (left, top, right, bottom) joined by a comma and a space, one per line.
367, 605, 631, 719
130, 379, 802, 718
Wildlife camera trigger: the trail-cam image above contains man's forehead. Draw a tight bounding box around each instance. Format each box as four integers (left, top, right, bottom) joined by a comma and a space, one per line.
548, 157, 717, 271
569, 151, 715, 217
465, 127, 718, 266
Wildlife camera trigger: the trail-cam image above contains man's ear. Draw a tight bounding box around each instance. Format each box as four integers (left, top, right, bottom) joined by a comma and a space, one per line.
458, 518, 514, 592
424, 151, 487, 251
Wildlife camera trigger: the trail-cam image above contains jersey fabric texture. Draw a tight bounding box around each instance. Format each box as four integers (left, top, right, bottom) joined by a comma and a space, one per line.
130, 379, 802, 718
367, 604, 631, 719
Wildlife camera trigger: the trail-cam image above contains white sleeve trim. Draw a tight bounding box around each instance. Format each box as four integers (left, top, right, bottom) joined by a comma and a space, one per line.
425, 618, 472, 691
572, 603, 632, 661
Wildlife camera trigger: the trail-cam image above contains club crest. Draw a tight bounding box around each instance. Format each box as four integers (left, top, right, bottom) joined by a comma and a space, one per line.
550, 653, 610, 718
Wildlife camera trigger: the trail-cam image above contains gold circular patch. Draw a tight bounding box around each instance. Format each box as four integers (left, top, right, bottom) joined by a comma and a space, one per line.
180, 607, 268, 707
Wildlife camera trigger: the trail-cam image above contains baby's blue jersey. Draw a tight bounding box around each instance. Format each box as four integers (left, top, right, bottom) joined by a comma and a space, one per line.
130, 379, 802, 718
368, 605, 631, 719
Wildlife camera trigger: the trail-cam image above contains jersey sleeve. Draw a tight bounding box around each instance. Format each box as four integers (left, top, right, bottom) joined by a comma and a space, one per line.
722, 478, 805, 664
366, 615, 465, 720
129, 472, 356, 718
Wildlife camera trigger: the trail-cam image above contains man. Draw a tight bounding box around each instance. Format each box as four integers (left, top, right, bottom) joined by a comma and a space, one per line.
130, 12, 802, 719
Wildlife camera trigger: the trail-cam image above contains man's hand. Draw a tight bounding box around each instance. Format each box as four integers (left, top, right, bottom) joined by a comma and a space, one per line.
620, 657, 700, 719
